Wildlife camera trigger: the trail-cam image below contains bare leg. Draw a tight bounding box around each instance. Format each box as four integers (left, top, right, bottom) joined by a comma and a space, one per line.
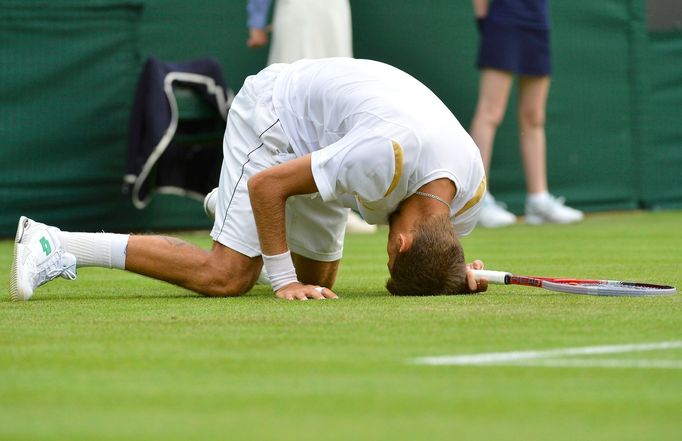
291, 253, 339, 288
518, 75, 551, 194
125, 236, 262, 297
469, 68, 514, 175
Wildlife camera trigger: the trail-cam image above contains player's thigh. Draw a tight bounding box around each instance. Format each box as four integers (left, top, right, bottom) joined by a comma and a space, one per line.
210, 65, 295, 258
291, 253, 340, 288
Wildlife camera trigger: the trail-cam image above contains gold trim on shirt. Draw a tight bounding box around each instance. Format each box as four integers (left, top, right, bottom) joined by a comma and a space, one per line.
455, 177, 487, 217
383, 140, 404, 197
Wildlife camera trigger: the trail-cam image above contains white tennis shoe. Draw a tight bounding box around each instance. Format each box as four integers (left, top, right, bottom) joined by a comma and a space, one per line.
203, 187, 218, 221
345, 210, 377, 234
9, 216, 77, 301
478, 193, 517, 228
525, 195, 584, 225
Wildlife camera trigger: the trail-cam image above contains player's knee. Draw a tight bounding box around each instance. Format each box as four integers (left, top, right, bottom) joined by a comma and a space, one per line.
200, 272, 255, 297
195, 256, 258, 297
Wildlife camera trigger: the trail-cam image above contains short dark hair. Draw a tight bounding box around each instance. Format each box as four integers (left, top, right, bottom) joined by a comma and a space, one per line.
386, 214, 469, 296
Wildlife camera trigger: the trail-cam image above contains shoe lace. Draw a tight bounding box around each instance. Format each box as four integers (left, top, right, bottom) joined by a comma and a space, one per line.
546, 196, 569, 214
552, 196, 566, 206
31, 249, 77, 289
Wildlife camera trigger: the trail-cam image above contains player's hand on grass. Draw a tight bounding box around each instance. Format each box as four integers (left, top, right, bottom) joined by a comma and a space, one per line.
466, 259, 488, 293
275, 283, 339, 301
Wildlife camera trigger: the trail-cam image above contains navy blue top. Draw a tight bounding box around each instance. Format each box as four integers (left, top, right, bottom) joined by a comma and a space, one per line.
487, 0, 550, 29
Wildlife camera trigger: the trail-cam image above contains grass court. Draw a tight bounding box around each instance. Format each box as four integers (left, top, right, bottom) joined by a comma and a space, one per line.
1, 210, 681, 441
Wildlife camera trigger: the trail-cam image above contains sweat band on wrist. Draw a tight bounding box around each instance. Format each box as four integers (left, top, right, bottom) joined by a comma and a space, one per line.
262, 250, 298, 292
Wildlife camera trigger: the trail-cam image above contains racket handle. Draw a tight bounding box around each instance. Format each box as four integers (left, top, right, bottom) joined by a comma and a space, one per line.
471, 269, 511, 285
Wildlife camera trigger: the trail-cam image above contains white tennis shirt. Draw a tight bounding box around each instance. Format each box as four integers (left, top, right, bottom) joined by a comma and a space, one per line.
272, 58, 486, 235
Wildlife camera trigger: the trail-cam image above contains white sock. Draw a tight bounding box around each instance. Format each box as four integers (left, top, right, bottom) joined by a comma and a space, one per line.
57, 232, 129, 269
527, 191, 551, 205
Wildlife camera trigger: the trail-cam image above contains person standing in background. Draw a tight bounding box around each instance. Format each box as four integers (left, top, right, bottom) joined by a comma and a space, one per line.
242, 0, 375, 233
246, 0, 352, 64
469, 0, 583, 227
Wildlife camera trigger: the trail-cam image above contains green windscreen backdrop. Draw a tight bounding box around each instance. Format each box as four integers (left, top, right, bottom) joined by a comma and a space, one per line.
1, 0, 681, 236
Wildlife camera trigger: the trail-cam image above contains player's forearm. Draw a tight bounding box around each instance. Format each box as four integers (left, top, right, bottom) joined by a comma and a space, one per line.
248, 155, 319, 256
248, 173, 289, 256
247, 156, 318, 252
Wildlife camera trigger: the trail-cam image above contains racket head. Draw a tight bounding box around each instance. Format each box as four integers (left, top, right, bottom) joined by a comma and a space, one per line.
540, 279, 677, 297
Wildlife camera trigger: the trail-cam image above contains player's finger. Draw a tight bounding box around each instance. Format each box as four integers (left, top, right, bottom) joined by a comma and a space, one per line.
466, 270, 477, 291
293, 291, 308, 301
466, 269, 486, 292
467, 259, 484, 270
276, 291, 293, 300
314, 286, 338, 299
321, 287, 338, 299
308, 287, 326, 300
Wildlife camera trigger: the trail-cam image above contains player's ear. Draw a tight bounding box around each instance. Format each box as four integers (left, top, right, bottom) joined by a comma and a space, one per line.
397, 233, 413, 253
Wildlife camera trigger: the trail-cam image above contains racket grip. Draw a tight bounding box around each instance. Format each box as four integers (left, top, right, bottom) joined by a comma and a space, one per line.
471, 269, 511, 285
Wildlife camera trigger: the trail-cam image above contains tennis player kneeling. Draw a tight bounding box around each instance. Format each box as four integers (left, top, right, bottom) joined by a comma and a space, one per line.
10, 58, 489, 301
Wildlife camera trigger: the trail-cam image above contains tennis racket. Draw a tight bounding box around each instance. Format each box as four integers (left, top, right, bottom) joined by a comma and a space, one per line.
472, 269, 676, 297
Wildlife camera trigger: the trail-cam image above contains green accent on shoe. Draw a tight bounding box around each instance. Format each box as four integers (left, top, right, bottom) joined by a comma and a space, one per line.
39, 236, 52, 256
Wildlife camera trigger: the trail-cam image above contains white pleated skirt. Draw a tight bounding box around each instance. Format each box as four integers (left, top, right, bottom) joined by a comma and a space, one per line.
268, 0, 353, 64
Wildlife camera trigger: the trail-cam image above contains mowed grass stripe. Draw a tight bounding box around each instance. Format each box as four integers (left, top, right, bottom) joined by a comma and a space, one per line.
0, 210, 681, 441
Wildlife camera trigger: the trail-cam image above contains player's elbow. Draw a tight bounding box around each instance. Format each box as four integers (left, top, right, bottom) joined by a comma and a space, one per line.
248, 172, 271, 199
248, 171, 285, 202
247, 170, 270, 191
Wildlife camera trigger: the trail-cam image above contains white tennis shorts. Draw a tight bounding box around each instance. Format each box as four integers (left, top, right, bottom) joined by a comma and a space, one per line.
210, 64, 348, 262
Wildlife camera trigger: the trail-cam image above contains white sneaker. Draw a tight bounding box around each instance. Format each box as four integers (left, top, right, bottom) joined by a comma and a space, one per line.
204, 187, 218, 221
525, 195, 584, 225
346, 211, 377, 234
478, 194, 517, 228
9, 216, 77, 301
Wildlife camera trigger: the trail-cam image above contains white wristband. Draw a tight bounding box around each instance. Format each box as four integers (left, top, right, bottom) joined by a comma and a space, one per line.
262, 250, 298, 292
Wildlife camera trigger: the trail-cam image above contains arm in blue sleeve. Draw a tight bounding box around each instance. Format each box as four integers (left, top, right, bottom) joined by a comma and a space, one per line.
247, 0, 272, 29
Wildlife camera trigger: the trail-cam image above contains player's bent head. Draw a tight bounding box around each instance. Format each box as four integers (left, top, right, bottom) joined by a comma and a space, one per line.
386, 214, 469, 296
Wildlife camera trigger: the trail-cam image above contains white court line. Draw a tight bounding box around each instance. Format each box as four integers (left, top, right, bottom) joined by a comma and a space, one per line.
413, 341, 682, 368
510, 358, 682, 369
